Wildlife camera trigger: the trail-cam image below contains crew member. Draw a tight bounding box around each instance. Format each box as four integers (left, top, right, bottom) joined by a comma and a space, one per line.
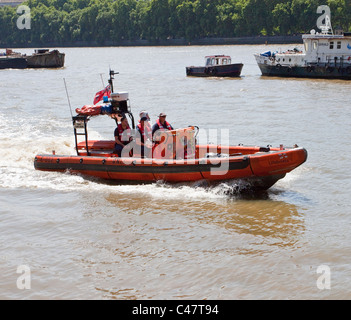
139, 110, 151, 123
113, 115, 131, 156
152, 112, 173, 138
136, 116, 152, 158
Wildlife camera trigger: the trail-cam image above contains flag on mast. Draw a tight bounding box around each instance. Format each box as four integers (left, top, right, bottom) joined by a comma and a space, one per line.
93, 84, 111, 105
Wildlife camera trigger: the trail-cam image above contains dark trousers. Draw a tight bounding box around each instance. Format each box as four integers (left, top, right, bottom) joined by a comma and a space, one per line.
113, 144, 124, 157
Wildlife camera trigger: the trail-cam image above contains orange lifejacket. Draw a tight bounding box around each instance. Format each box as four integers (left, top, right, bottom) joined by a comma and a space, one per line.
156, 119, 172, 131
117, 123, 131, 145
137, 122, 152, 143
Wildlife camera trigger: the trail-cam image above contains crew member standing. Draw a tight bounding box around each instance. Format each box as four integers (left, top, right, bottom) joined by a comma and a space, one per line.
136, 116, 152, 158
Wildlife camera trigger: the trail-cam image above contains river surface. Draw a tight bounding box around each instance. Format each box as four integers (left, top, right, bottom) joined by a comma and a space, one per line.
0, 45, 350, 300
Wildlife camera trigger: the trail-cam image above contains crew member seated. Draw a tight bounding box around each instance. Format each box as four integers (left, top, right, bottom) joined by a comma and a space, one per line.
152, 112, 174, 139
113, 115, 131, 156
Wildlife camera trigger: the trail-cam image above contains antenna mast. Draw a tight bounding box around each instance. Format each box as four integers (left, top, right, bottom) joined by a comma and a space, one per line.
63, 78, 73, 118
108, 69, 119, 93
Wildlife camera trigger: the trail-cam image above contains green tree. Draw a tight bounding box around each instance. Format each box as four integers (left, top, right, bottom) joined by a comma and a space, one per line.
327, 0, 351, 32
215, 0, 237, 37
290, 0, 320, 33
272, 2, 292, 35
110, 0, 138, 40
1, 0, 351, 45
176, 0, 197, 40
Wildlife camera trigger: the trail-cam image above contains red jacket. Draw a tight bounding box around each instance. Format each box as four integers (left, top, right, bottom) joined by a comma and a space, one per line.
137, 122, 152, 143
115, 123, 131, 145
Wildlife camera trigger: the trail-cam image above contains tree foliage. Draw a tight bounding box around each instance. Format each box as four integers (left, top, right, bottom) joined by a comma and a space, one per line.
0, 0, 350, 45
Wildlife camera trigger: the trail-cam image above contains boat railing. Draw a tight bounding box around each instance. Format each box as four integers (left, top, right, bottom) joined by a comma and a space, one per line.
73, 115, 90, 156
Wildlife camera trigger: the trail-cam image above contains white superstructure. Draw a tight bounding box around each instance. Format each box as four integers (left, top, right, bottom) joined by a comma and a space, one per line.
255, 5, 351, 71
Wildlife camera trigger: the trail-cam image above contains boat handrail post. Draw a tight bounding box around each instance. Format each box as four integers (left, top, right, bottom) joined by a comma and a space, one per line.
84, 117, 89, 156
73, 117, 80, 156
127, 112, 135, 130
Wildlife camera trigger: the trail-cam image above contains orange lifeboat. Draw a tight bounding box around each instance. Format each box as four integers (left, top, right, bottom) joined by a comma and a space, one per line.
34, 125, 307, 191
34, 70, 308, 192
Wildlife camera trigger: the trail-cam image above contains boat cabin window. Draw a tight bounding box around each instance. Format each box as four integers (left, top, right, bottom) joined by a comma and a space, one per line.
337, 41, 341, 49
313, 41, 318, 50
207, 56, 231, 66
330, 41, 334, 49
304, 41, 309, 52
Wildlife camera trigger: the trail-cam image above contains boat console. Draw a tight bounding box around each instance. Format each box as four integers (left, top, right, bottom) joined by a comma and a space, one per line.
110, 92, 130, 114
72, 70, 136, 156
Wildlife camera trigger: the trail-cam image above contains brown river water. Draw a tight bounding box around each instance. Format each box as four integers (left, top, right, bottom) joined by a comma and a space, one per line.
0, 45, 350, 299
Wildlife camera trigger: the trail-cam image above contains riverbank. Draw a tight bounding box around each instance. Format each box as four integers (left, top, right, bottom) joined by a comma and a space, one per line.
2, 35, 302, 48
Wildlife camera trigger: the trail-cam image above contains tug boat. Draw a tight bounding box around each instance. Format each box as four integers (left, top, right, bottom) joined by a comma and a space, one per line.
254, 5, 351, 80
34, 71, 307, 191
186, 55, 243, 77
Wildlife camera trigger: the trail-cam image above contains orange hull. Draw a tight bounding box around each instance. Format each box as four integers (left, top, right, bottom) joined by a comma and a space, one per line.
34, 144, 307, 191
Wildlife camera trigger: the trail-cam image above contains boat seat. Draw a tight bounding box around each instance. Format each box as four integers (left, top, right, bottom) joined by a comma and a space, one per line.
77, 140, 115, 151
76, 140, 116, 156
